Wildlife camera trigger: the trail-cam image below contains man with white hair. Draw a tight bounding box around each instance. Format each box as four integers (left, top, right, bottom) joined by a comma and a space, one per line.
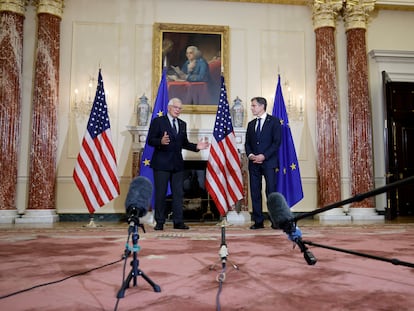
147, 98, 209, 230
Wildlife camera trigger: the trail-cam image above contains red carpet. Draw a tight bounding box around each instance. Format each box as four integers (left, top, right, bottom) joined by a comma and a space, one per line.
1, 222, 414, 310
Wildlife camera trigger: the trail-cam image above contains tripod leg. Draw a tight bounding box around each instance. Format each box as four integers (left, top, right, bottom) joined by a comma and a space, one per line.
117, 267, 161, 297
117, 220, 161, 298
138, 269, 161, 292
117, 269, 133, 298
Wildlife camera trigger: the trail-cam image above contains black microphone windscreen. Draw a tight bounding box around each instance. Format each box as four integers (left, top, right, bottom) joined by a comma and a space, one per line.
267, 192, 295, 232
125, 176, 153, 217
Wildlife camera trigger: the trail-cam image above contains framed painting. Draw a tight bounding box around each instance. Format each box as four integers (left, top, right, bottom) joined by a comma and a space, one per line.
152, 23, 229, 114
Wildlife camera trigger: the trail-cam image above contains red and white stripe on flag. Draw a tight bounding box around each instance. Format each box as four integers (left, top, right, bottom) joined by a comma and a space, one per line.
206, 132, 243, 216
73, 129, 120, 214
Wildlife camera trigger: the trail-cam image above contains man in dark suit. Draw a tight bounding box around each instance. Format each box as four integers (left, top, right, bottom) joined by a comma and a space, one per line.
245, 97, 282, 229
147, 98, 209, 230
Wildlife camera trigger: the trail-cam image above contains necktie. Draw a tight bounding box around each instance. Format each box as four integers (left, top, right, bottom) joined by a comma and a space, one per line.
256, 118, 261, 139
173, 118, 178, 134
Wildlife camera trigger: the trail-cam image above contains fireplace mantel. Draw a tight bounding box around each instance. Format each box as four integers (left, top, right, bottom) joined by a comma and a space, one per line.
126, 125, 246, 161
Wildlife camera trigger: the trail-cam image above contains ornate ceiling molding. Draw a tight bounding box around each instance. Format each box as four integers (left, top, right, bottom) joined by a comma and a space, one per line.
218, 0, 414, 11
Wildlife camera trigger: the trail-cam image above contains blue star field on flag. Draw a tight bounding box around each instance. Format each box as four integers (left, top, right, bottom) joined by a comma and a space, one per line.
139, 68, 170, 208
272, 74, 304, 207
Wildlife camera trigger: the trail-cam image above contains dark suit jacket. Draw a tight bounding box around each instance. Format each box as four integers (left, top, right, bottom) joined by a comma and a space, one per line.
147, 115, 198, 171
245, 114, 282, 169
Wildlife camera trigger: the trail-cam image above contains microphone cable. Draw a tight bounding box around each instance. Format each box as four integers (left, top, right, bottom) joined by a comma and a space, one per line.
215, 221, 230, 311
215, 244, 228, 311
113, 228, 133, 311
0, 257, 124, 300
215, 263, 226, 311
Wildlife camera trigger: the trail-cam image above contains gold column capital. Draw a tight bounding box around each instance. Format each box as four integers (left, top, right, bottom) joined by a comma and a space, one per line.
0, 0, 27, 15
33, 0, 63, 18
312, 0, 344, 30
343, 0, 376, 30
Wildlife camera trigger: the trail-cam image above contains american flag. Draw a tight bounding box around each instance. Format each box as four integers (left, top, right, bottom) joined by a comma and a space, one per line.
73, 69, 120, 213
206, 76, 244, 216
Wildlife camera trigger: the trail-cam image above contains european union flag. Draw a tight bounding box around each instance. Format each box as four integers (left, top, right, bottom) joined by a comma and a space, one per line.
272, 74, 304, 207
139, 68, 170, 207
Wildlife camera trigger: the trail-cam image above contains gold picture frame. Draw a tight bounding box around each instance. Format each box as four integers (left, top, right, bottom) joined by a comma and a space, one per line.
152, 23, 229, 114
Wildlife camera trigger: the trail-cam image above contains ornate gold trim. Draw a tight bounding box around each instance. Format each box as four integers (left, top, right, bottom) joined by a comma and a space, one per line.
152, 22, 229, 114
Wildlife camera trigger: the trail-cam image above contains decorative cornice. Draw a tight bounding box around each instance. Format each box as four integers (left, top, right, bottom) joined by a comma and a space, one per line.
33, 0, 63, 17
218, 0, 309, 4
368, 49, 414, 63
376, 0, 414, 10
219, 0, 414, 11
0, 0, 27, 15
343, 0, 376, 30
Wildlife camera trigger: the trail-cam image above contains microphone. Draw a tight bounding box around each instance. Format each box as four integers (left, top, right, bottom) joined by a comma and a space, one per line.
125, 176, 153, 221
267, 192, 297, 236
267, 192, 317, 265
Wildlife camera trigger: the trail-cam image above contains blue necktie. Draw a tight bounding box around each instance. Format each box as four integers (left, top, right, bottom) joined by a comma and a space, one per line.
256, 118, 261, 139
173, 118, 178, 134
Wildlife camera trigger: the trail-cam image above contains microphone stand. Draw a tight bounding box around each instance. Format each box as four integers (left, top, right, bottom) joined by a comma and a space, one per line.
117, 216, 161, 298
301, 239, 414, 268
210, 216, 239, 279
295, 175, 414, 222
291, 175, 414, 268
210, 216, 239, 311
292, 237, 318, 266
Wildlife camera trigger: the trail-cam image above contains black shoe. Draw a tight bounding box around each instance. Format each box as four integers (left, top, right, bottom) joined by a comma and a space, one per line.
250, 223, 264, 230
154, 223, 164, 231
173, 223, 190, 230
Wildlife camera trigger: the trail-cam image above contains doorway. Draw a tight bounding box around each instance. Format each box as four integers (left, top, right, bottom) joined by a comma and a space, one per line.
383, 71, 414, 219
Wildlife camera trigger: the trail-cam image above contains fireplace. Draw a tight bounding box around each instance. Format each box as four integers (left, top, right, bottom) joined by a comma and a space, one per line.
165, 160, 220, 221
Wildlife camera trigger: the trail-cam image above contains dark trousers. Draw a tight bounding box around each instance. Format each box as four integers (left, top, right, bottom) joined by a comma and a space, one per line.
153, 169, 184, 225
249, 164, 277, 224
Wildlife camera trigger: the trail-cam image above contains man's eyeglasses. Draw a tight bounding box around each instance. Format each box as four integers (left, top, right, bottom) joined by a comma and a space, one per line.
172, 105, 182, 111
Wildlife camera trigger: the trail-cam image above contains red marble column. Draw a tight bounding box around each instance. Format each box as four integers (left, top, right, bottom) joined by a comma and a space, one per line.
346, 27, 375, 208
315, 27, 342, 207
0, 5, 25, 210
27, 8, 62, 210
